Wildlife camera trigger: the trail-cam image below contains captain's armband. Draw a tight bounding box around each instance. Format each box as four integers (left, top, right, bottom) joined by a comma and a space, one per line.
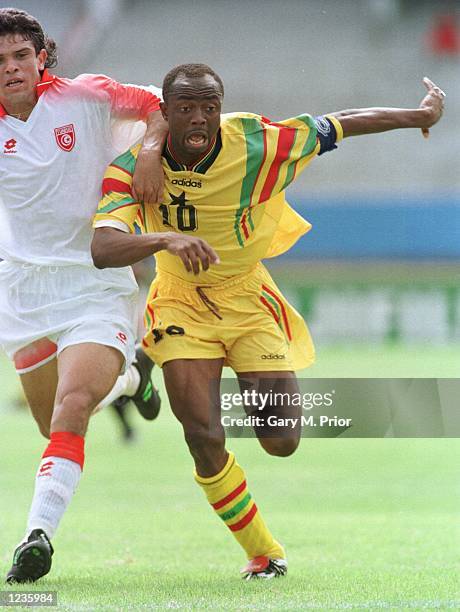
314, 116, 343, 155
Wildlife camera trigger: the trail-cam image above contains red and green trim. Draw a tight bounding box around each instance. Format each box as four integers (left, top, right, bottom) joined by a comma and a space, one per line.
102, 177, 132, 196
234, 118, 267, 247
163, 132, 222, 174
212, 480, 247, 510
218, 493, 252, 522
98, 197, 136, 215
279, 115, 318, 192
259, 126, 297, 202
229, 503, 258, 532
112, 147, 137, 175
260, 284, 292, 341
144, 289, 158, 330
212, 479, 258, 531
193, 130, 222, 174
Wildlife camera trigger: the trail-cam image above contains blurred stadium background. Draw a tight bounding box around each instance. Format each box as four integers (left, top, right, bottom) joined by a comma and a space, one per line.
2, 0, 459, 376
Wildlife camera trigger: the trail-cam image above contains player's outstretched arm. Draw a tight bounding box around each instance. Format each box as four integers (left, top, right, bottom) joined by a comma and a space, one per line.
132, 111, 169, 205
91, 227, 219, 275
329, 78, 445, 139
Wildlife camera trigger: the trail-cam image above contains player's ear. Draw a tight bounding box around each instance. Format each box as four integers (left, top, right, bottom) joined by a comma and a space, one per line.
37, 49, 47, 71
160, 102, 168, 122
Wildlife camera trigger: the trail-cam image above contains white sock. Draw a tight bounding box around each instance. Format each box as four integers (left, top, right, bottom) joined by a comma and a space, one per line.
94, 364, 141, 412
25, 456, 82, 540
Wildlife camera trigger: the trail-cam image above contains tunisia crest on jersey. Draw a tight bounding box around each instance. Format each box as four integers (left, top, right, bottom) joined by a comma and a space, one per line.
54, 124, 76, 152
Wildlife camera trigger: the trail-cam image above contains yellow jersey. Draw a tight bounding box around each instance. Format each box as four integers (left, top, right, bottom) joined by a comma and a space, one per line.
94, 112, 342, 284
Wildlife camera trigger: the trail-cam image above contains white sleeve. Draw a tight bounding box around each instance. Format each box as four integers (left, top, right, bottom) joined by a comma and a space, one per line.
93, 219, 130, 232
110, 84, 163, 153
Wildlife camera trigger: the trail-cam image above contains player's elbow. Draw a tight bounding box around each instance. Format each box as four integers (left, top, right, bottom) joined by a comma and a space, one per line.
91, 252, 107, 269
91, 235, 109, 269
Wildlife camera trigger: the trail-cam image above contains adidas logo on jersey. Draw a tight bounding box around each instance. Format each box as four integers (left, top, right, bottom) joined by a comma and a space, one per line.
261, 354, 286, 360
171, 178, 202, 188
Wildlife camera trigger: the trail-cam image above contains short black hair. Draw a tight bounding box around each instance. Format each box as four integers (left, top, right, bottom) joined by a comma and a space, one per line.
162, 63, 224, 101
0, 8, 57, 69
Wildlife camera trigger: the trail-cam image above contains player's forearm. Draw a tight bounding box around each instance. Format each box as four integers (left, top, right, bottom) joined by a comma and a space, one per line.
140, 110, 168, 154
91, 227, 167, 269
330, 107, 432, 137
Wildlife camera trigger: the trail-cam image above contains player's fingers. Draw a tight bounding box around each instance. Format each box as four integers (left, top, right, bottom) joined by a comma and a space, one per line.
178, 251, 192, 273
200, 241, 220, 264
423, 77, 446, 99
195, 245, 211, 271
423, 76, 435, 91
422, 127, 430, 139
188, 250, 201, 275
143, 189, 154, 205
149, 187, 159, 205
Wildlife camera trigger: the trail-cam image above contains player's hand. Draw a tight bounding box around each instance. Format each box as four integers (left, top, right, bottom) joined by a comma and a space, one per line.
132, 148, 165, 204
162, 233, 220, 275
418, 77, 445, 139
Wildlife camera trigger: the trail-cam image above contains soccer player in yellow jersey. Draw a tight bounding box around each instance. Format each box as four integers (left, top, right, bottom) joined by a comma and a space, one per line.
91, 64, 445, 579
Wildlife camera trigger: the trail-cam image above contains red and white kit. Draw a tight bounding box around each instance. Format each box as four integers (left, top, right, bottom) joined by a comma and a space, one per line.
0, 70, 161, 371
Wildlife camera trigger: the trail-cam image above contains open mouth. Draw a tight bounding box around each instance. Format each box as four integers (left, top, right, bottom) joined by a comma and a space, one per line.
185, 132, 208, 148
5, 80, 23, 89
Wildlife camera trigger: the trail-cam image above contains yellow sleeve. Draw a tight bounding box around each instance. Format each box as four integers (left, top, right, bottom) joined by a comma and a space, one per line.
93, 145, 141, 233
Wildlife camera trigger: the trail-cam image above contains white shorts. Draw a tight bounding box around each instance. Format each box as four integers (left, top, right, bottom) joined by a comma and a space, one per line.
0, 261, 138, 370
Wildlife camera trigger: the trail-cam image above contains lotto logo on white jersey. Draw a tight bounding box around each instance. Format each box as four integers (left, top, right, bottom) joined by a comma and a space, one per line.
54, 124, 76, 152
3, 138, 17, 154
116, 331, 128, 345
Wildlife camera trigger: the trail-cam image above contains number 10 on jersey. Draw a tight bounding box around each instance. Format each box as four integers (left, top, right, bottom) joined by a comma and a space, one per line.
160, 198, 198, 232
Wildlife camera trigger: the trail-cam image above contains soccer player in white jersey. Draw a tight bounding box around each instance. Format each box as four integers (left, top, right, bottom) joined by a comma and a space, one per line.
0, 8, 210, 584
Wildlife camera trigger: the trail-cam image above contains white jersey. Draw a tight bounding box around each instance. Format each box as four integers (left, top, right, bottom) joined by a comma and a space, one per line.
0, 70, 161, 265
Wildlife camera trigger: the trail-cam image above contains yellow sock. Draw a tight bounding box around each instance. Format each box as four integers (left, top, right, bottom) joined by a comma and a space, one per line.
195, 451, 285, 560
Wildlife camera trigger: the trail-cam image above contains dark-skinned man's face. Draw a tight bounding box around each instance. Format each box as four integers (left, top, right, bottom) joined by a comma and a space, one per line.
160, 74, 223, 164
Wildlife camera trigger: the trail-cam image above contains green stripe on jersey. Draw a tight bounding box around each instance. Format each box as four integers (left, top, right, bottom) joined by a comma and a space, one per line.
112, 147, 138, 175
234, 118, 266, 246
98, 195, 135, 214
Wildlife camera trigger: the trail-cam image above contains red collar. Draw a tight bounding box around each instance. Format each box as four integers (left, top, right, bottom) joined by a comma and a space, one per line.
0, 69, 57, 118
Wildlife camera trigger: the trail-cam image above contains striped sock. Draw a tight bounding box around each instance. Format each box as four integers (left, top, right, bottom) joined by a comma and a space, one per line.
195, 451, 284, 560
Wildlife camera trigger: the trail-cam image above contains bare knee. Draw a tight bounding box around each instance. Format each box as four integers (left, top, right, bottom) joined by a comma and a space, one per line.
259, 437, 299, 457
51, 389, 96, 435
184, 426, 227, 477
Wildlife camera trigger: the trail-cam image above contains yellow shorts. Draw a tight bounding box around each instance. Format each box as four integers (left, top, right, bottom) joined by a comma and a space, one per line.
142, 263, 315, 372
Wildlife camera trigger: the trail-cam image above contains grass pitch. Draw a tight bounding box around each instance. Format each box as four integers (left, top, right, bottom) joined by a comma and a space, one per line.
0, 347, 459, 610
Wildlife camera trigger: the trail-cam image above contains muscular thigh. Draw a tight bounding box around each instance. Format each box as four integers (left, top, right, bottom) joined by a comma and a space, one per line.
51, 342, 124, 436
163, 358, 224, 430
55, 342, 124, 404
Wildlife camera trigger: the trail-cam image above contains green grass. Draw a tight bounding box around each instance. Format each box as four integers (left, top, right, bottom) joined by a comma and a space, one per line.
309, 344, 460, 378
0, 348, 459, 610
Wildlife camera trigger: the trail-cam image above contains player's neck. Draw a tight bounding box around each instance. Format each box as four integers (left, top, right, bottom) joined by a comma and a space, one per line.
168, 135, 217, 169
171, 146, 202, 168
3, 95, 37, 122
